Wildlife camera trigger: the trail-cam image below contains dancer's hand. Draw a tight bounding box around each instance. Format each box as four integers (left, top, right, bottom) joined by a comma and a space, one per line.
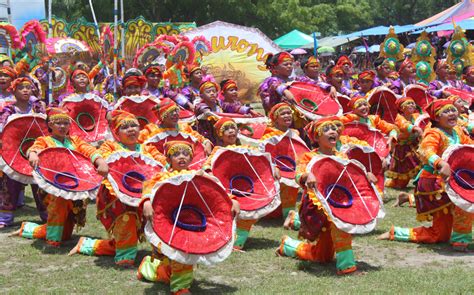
95, 158, 109, 177
143, 200, 154, 222
231, 199, 240, 217
28, 152, 39, 168
367, 172, 378, 184
438, 161, 451, 180
412, 126, 423, 137
305, 173, 318, 190
329, 86, 337, 99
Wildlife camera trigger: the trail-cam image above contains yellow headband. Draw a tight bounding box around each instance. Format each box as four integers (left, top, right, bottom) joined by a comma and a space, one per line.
435, 104, 456, 116
166, 143, 193, 157
217, 121, 237, 138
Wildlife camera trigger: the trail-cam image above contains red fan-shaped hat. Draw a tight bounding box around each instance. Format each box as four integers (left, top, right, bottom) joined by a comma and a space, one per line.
403, 84, 434, 111
337, 94, 351, 115
106, 151, 164, 207
114, 95, 159, 129
260, 130, 310, 187
33, 147, 102, 200
443, 145, 474, 212
237, 123, 267, 147
367, 86, 398, 124
0, 114, 48, 184
342, 145, 384, 192
444, 88, 474, 107
287, 82, 342, 120
145, 171, 234, 265
144, 131, 206, 170
210, 146, 280, 220
60, 93, 110, 143
179, 108, 196, 124
341, 122, 390, 159
414, 113, 431, 131
307, 156, 384, 234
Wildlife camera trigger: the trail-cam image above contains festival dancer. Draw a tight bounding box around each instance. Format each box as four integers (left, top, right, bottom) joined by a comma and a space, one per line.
0, 66, 17, 103
448, 95, 473, 135
10, 107, 108, 246
257, 52, 298, 113
295, 56, 338, 97
68, 110, 165, 266
0, 78, 46, 228
389, 59, 417, 95
138, 98, 212, 154
386, 97, 423, 189
428, 60, 459, 98
352, 70, 377, 98
203, 117, 279, 250
378, 99, 473, 251
283, 115, 369, 231
137, 141, 240, 295
259, 103, 301, 220
122, 70, 147, 97
277, 118, 377, 275
340, 96, 398, 151
336, 55, 354, 90
179, 63, 202, 107
219, 79, 261, 116
373, 57, 394, 86
325, 65, 354, 97
461, 65, 474, 92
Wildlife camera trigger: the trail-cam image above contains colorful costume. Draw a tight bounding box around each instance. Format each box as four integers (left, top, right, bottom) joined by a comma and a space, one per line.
137, 142, 197, 294
277, 119, 357, 275
389, 100, 473, 247
386, 98, 422, 188
75, 110, 165, 265
0, 78, 47, 227
18, 108, 100, 246
257, 52, 294, 113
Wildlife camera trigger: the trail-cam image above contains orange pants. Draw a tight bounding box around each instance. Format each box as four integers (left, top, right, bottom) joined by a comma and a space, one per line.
77, 213, 139, 265
278, 223, 356, 274
391, 209, 453, 243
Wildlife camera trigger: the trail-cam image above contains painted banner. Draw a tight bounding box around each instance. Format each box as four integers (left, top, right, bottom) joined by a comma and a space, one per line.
183, 21, 281, 103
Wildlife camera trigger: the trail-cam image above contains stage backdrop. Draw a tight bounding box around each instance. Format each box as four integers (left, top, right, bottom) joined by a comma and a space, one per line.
183, 21, 281, 103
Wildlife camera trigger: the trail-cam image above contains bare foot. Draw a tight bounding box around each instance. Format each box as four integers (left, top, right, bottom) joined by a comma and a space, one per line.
376, 231, 390, 240
393, 192, 410, 207
232, 246, 246, 253
68, 237, 84, 256
8, 228, 21, 237
283, 210, 296, 230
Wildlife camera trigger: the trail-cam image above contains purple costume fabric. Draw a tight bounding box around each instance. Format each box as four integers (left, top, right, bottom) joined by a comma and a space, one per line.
0, 97, 48, 226
179, 85, 200, 107
427, 79, 459, 98
220, 99, 251, 114
389, 78, 416, 95
257, 76, 292, 113
195, 99, 223, 144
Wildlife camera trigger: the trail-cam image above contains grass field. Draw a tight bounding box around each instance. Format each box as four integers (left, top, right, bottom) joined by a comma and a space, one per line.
2, 185, 474, 294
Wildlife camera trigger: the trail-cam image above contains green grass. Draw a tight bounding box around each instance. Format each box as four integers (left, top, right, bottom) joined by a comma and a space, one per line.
2, 185, 474, 294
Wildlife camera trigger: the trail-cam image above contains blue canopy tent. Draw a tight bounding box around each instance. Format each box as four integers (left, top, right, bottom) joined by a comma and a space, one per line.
343, 24, 422, 38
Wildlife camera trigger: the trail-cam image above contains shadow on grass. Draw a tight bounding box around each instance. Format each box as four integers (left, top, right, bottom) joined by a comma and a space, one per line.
258, 217, 285, 228
298, 260, 381, 277
141, 272, 238, 294
245, 236, 280, 251
417, 242, 474, 257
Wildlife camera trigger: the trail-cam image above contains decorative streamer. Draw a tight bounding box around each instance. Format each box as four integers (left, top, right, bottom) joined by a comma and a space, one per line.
120, 0, 125, 74
48, 0, 53, 104
312, 32, 317, 57
113, 0, 118, 97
